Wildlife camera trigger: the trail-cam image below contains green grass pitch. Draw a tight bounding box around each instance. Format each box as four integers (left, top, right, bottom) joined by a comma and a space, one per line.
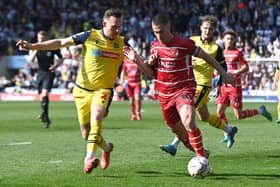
0, 101, 280, 187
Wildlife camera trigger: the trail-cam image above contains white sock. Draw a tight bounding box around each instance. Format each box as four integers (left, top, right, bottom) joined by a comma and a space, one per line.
224, 124, 232, 133
85, 151, 95, 161
171, 137, 180, 148
103, 143, 111, 152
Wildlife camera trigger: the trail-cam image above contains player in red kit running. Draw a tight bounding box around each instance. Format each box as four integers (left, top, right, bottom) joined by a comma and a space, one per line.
124, 13, 235, 159
120, 57, 142, 120
216, 29, 272, 142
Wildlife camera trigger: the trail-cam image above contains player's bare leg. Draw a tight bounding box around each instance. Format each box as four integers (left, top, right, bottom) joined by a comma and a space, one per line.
168, 121, 194, 152
216, 103, 238, 148
80, 124, 90, 140
180, 104, 205, 157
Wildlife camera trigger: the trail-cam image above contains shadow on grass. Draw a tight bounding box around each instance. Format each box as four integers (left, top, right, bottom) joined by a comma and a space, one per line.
209, 173, 280, 180
135, 170, 186, 178
96, 175, 127, 178
135, 170, 280, 180
267, 155, 280, 158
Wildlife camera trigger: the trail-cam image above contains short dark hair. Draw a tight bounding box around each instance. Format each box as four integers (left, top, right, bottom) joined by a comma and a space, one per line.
223, 29, 237, 38
152, 13, 170, 26
103, 8, 123, 20
202, 15, 217, 28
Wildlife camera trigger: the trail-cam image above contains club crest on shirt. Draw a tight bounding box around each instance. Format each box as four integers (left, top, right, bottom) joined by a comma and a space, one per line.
172, 49, 179, 57
114, 43, 120, 48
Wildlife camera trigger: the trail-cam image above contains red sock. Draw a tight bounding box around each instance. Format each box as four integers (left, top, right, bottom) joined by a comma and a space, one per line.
220, 112, 228, 124
240, 109, 258, 119
130, 102, 135, 115
135, 100, 141, 113
187, 128, 205, 157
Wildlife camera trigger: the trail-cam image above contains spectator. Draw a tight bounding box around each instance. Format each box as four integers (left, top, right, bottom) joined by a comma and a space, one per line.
0, 0, 280, 93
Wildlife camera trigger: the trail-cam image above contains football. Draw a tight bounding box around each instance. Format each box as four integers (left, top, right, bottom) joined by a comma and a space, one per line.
187, 156, 212, 178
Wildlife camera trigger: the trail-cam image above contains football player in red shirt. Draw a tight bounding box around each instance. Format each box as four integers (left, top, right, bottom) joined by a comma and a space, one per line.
120, 57, 142, 120
124, 13, 235, 158
216, 29, 272, 142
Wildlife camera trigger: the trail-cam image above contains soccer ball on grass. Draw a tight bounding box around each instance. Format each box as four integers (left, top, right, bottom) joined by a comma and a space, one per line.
187, 156, 212, 178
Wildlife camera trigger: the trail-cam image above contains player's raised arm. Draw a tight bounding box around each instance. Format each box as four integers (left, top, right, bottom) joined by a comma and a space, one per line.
123, 46, 155, 78
16, 37, 74, 51
28, 50, 38, 63
196, 48, 235, 85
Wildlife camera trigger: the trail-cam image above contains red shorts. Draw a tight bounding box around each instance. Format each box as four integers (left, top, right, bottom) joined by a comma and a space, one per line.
126, 83, 141, 98
160, 89, 195, 126
216, 86, 242, 109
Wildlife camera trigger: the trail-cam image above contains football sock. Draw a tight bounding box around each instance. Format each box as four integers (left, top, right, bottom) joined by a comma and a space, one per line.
224, 125, 232, 133
85, 151, 96, 160
136, 100, 141, 113
240, 109, 258, 119
219, 112, 228, 124
187, 128, 205, 157
169, 123, 193, 151
171, 136, 180, 148
130, 102, 136, 115
41, 96, 49, 115
103, 143, 111, 152
87, 120, 106, 155
206, 114, 226, 130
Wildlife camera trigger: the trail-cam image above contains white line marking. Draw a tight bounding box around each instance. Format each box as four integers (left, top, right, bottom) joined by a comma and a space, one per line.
7, 141, 32, 145
48, 160, 63, 164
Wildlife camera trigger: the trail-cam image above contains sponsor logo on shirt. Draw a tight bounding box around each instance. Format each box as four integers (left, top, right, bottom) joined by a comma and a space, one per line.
92, 49, 119, 59
100, 92, 108, 103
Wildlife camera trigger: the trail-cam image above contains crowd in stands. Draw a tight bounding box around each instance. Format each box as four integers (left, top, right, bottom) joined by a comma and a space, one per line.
0, 0, 280, 96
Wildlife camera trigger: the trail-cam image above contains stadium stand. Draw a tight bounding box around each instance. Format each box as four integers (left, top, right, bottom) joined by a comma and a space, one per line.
0, 0, 280, 99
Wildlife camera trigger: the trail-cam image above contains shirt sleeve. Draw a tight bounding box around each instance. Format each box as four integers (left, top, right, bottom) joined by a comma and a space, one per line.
54, 49, 62, 58
238, 51, 247, 66
72, 30, 91, 45
122, 61, 127, 72
124, 38, 130, 46
215, 46, 225, 64
185, 38, 202, 57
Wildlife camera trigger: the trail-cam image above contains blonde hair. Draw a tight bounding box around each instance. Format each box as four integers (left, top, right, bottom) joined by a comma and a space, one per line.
202, 15, 217, 28
103, 8, 122, 20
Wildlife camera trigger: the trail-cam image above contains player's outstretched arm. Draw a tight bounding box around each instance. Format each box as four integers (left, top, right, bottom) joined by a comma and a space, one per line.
231, 63, 249, 76
16, 37, 74, 51
196, 49, 235, 85
123, 46, 155, 78
273, 67, 279, 90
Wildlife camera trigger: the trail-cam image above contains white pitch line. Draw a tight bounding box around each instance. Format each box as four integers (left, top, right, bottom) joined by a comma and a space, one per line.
48, 160, 63, 164
7, 141, 32, 145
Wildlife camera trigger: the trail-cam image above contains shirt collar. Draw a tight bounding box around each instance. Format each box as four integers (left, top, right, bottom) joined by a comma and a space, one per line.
101, 29, 115, 41
200, 36, 213, 44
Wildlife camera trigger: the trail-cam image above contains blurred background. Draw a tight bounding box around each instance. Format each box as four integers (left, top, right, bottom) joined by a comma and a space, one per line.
0, 0, 279, 101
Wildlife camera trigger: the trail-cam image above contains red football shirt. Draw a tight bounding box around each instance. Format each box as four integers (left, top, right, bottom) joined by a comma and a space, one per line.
150, 35, 200, 101
122, 59, 141, 85
223, 48, 247, 88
